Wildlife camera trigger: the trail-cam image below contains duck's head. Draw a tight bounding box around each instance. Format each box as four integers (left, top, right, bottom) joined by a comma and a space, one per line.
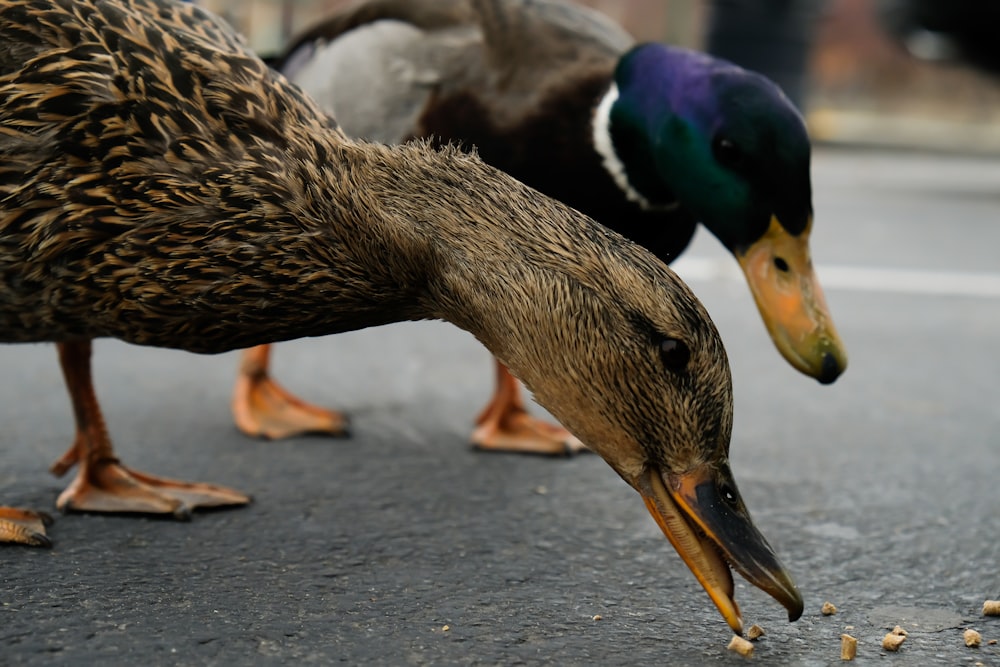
595, 43, 846, 384
494, 237, 804, 634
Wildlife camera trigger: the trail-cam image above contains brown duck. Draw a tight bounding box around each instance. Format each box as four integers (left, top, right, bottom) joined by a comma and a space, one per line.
233, 0, 847, 454
0, 0, 802, 634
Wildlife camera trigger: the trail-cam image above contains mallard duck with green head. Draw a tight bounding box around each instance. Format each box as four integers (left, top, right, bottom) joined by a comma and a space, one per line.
0, 0, 802, 636
233, 0, 847, 453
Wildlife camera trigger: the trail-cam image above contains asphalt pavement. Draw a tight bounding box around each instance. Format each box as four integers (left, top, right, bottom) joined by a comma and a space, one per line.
2, 147, 999, 665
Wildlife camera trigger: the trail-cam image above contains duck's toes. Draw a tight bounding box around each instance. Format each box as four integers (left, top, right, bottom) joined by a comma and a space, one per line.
0, 507, 54, 547
232, 371, 349, 440
57, 460, 250, 518
472, 409, 590, 456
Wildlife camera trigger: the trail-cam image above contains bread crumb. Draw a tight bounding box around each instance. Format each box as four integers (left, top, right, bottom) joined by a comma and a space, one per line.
441, 625, 450, 632
882, 632, 906, 652
964, 629, 982, 647
840, 634, 857, 661
983, 600, 1000, 616
746, 624, 765, 641
591, 614, 602, 621
728, 634, 754, 658
989, 639, 997, 645
821, 601, 837, 616
891, 625, 908, 637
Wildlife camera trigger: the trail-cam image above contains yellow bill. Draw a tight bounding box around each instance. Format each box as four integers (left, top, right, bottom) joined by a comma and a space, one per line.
736, 216, 847, 384
636, 462, 804, 635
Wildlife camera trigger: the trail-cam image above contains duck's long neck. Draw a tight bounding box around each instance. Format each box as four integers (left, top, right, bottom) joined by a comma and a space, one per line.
325, 141, 617, 359
99, 139, 612, 361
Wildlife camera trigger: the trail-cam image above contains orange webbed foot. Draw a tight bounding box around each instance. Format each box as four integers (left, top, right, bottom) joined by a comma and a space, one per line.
52, 340, 251, 520
0, 507, 54, 547
472, 407, 588, 455
56, 458, 250, 518
472, 359, 589, 456
233, 345, 348, 440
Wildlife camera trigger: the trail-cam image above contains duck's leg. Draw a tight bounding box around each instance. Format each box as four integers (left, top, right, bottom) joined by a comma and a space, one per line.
231, 344, 349, 440
0, 507, 52, 547
50, 340, 249, 516
471, 358, 588, 455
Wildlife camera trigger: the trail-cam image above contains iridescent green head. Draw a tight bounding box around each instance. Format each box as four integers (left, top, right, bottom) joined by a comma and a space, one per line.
595, 43, 846, 384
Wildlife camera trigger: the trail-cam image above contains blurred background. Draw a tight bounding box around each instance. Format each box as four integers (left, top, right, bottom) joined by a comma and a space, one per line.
195, 0, 1000, 155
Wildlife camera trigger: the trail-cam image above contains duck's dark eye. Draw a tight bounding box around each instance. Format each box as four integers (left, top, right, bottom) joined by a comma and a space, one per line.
659, 338, 690, 371
774, 257, 789, 272
712, 137, 743, 169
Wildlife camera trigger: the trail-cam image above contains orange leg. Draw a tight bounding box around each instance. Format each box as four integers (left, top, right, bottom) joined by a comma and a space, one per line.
50, 340, 249, 517
471, 358, 588, 455
231, 344, 348, 440
0, 507, 52, 547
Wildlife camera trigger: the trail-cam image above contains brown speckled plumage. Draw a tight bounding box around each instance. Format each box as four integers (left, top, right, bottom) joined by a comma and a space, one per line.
0, 0, 801, 632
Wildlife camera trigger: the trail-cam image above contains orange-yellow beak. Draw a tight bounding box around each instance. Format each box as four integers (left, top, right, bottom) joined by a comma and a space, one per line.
636, 463, 803, 635
736, 216, 847, 384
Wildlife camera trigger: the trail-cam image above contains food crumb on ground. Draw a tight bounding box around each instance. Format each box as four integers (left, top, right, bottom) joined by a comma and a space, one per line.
840, 634, 857, 661
989, 639, 997, 645
591, 614, 602, 621
728, 634, 754, 658
964, 629, 982, 647
821, 601, 837, 616
882, 631, 906, 652
746, 624, 765, 641
983, 600, 1000, 616
441, 625, 450, 632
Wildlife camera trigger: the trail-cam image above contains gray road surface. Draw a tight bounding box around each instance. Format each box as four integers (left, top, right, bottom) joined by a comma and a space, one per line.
2, 147, 999, 665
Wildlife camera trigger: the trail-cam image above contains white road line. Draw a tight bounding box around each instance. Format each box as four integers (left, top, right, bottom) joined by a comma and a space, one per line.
671, 257, 1000, 298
